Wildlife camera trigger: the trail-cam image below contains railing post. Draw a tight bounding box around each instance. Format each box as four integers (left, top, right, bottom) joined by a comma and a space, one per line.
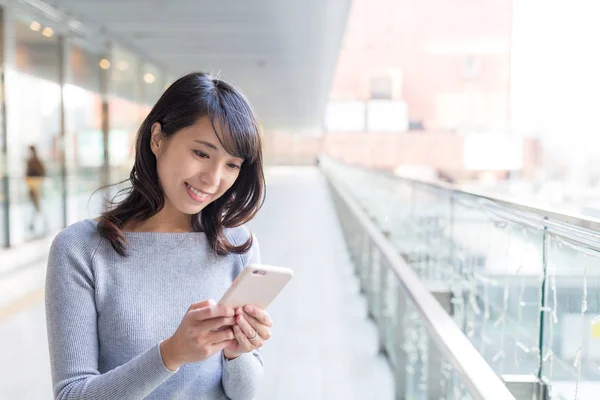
360, 232, 371, 294
537, 222, 549, 380
395, 278, 408, 400
501, 375, 548, 400
369, 244, 381, 321
379, 258, 389, 354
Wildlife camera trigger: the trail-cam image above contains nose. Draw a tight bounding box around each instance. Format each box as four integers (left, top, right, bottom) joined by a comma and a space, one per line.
200, 165, 222, 189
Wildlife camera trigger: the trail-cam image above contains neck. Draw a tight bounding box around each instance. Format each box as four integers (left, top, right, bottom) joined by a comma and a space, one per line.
126, 203, 193, 233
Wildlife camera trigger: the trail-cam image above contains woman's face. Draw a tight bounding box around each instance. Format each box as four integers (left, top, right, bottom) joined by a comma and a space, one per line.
151, 116, 244, 217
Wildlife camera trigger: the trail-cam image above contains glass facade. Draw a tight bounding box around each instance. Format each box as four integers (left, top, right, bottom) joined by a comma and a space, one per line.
141, 62, 163, 106
0, 4, 169, 248
64, 42, 104, 225
107, 46, 141, 202
7, 19, 63, 244
0, 7, 6, 248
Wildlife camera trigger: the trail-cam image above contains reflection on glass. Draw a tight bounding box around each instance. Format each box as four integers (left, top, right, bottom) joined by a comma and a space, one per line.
7, 19, 62, 244
99, 59, 111, 70
0, 12, 5, 247
111, 45, 138, 100
452, 205, 544, 377
105, 46, 142, 201
542, 236, 600, 400
64, 84, 103, 224
107, 98, 141, 201
7, 71, 62, 243
142, 62, 163, 105
64, 43, 104, 224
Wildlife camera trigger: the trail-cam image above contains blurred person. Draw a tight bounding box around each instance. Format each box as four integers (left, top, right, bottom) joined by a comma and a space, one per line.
45, 72, 270, 399
25, 145, 45, 231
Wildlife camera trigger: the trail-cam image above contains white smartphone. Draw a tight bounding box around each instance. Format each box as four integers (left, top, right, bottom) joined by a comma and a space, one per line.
218, 264, 293, 309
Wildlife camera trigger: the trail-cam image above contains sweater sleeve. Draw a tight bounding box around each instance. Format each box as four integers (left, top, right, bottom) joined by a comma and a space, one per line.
45, 230, 176, 400
221, 231, 264, 400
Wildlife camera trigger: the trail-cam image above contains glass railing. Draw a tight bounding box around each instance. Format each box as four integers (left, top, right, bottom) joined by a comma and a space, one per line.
322, 156, 600, 400
323, 157, 516, 400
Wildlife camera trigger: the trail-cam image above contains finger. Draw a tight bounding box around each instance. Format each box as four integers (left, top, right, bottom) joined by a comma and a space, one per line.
238, 312, 272, 341
189, 304, 235, 321
236, 314, 257, 339
188, 299, 216, 311
200, 316, 236, 331
211, 339, 237, 353
233, 324, 262, 350
243, 306, 272, 327
209, 327, 236, 344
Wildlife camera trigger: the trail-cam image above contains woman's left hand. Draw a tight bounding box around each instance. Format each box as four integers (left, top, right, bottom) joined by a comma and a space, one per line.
223, 305, 272, 360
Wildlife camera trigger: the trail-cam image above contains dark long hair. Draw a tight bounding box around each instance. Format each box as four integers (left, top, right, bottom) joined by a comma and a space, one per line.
97, 72, 265, 256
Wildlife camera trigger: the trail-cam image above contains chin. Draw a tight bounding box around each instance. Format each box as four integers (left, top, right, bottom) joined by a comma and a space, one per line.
180, 204, 206, 216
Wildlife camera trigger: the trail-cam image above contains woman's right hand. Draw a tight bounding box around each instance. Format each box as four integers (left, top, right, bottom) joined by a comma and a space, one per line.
160, 299, 236, 371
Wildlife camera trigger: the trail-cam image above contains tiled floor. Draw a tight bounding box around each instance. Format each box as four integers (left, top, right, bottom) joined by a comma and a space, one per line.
0, 166, 394, 400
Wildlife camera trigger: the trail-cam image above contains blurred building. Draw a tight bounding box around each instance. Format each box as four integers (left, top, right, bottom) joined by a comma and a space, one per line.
266, 0, 540, 182
329, 0, 512, 131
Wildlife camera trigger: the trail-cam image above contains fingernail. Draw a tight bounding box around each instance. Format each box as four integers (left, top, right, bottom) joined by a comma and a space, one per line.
245, 306, 254, 314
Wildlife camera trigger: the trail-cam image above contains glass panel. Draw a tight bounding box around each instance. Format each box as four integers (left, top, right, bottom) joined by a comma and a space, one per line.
439, 359, 474, 400
0, 7, 6, 247
141, 62, 163, 105
64, 43, 104, 224
452, 200, 544, 376
105, 46, 143, 199
69, 43, 101, 93
7, 19, 62, 244
408, 186, 453, 282
110, 45, 138, 101
542, 235, 600, 400
107, 97, 140, 192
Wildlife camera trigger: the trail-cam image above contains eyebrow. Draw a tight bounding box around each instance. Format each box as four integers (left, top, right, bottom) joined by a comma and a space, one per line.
193, 140, 218, 151
193, 139, 245, 160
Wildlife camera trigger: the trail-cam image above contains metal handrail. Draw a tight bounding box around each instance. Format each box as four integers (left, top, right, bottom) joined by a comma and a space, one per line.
324, 164, 517, 400
382, 169, 600, 233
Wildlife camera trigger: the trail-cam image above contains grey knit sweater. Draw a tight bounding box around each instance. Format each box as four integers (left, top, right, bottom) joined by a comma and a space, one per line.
45, 219, 263, 400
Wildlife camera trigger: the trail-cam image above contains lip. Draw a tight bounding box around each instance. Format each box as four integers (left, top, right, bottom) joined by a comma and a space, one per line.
185, 182, 212, 203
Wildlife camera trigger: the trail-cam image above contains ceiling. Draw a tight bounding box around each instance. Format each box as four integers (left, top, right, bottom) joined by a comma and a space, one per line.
49, 0, 352, 131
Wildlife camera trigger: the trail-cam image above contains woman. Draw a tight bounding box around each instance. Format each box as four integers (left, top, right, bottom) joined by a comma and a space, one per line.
45, 72, 270, 399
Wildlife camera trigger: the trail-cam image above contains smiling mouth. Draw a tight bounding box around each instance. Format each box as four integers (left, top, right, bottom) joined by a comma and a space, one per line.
185, 182, 213, 201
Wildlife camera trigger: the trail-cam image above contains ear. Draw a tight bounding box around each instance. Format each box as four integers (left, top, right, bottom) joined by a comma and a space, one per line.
150, 122, 164, 157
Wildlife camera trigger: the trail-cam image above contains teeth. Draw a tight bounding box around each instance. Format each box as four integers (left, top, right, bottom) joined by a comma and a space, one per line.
187, 183, 208, 198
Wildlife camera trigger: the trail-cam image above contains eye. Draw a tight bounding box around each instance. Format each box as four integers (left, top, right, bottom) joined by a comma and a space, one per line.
194, 150, 209, 159
228, 163, 241, 170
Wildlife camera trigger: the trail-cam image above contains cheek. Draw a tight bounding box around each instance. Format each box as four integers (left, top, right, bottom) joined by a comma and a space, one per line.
156, 151, 188, 191
217, 173, 239, 196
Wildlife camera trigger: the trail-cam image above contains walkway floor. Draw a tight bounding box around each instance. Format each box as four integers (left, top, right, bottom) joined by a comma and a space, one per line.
0, 166, 394, 400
